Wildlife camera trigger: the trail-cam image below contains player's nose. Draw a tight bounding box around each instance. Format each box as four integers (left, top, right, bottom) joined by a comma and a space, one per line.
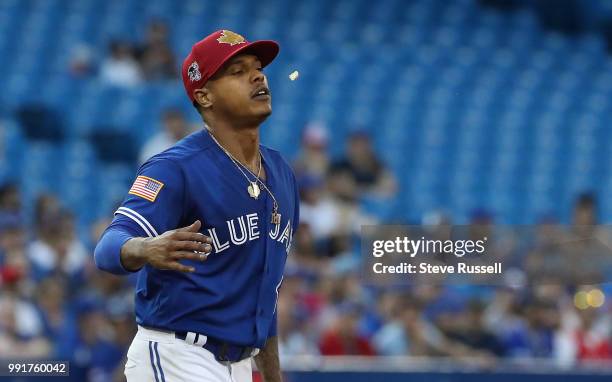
251, 68, 265, 84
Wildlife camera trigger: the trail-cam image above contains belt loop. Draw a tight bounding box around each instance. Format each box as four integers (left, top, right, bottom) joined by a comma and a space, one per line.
194, 334, 207, 347
185, 332, 197, 345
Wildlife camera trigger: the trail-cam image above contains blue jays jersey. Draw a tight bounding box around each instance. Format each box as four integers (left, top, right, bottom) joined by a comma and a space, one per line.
105, 129, 298, 348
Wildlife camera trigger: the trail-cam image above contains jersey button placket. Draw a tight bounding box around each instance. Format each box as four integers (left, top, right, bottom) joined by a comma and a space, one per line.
255, 177, 272, 337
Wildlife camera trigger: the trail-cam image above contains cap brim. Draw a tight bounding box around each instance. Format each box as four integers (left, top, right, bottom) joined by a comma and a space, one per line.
233, 40, 279, 68
212, 40, 280, 79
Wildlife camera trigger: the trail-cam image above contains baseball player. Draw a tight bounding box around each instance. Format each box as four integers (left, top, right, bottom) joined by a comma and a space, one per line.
94, 29, 298, 382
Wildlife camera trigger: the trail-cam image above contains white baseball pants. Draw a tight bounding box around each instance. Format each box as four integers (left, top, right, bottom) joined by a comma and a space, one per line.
125, 325, 252, 382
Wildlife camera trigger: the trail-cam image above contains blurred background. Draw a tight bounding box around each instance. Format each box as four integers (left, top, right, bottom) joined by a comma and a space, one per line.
1, 0, 612, 380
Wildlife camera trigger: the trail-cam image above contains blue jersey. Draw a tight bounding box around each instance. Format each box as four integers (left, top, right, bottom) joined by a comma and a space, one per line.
97, 129, 299, 348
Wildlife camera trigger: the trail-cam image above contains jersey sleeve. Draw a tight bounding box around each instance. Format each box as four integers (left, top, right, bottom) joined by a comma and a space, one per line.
113, 158, 185, 238
94, 221, 143, 274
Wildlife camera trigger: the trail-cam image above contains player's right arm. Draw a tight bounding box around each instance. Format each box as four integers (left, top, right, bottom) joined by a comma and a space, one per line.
94, 158, 212, 275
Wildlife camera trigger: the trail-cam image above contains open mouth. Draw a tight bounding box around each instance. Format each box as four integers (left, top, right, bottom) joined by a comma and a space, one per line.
252, 87, 271, 100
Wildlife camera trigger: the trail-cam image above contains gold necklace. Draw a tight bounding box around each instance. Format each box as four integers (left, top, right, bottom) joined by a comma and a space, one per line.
208, 130, 281, 225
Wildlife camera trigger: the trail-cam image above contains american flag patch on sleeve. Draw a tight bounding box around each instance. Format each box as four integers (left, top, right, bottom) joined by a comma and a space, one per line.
128, 176, 164, 202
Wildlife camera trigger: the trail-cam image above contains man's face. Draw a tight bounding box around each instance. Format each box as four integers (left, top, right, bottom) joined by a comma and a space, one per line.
164, 113, 188, 140
348, 135, 372, 161
574, 204, 595, 226
205, 54, 271, 125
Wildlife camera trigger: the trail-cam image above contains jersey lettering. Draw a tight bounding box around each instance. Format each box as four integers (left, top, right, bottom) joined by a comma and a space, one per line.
210, 212, 291, 254
208, 227, 230, 253
247, 213, 260, 240
227, 216, 248, 245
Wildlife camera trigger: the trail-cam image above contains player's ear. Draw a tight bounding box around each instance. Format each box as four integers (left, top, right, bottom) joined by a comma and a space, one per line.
193, 86, 213, 110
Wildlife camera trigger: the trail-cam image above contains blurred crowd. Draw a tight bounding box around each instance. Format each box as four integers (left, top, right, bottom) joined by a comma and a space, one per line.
1, 114, 612, 381
1, 14, 612, 382
0, 185, 132, 381
70, 20, 178, 86
280, 125, 612, 365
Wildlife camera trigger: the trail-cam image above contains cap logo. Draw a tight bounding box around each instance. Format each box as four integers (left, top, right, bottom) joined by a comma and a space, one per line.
187, 61, 201, 82
217, 30, 246, 46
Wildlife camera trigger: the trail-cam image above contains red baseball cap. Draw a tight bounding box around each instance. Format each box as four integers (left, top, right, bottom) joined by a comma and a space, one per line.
182, 29, 279, 102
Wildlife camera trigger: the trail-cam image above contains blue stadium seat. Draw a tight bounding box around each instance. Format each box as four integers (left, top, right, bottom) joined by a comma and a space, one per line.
4, 0, 612, 226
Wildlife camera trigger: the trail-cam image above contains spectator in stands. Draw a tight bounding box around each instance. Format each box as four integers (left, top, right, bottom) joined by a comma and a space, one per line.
331, 131, 397, 198
89, 268, 134, 320
448, 299, 505, 356
0, 183, 21, 220
293, 122, 330, 179
573, 193, 597, 225
100, 40, 142, 88
374, 296, 477, 357
567, 194, 611, 283
277, 291, 320, 357
0, 184, 29, 294
374, 299, 410, 355
34, 194, 61, 229
68, 298, 125, 381
27, 209, 88, 284
288, 222, 329, 275
68, 44, 95, 78
0, 216, 28, 284
297, 168, 372, 261
298, 174, 342, 245
0, 183, 24, 267
571, 193, 602, 244
137, 20, 177, 80
501, 297, 560, 358
301, 165, 377, 251
138, 109, 192, 163
319, 301, 375, 356
0, 272, 50, 358
360, 292, 402, 339
574, 307, 612, 361
524, 218, 567, 284
0, 293, 50, 358
34, 277, 76, 359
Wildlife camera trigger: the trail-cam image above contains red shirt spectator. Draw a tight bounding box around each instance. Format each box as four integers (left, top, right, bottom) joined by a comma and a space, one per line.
319, 329, 375, 356
576, 330, 612, 360
319, 304, 375, 356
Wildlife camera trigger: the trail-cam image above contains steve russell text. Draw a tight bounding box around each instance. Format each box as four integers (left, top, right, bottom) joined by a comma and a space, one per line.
370, 236, 502, 274
372, 262, 502, 274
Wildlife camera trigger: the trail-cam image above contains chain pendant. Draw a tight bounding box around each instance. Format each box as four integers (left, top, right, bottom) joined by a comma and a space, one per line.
271, 212, 281, 225
271, 202, 281, 225
247, 182, 261, 199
